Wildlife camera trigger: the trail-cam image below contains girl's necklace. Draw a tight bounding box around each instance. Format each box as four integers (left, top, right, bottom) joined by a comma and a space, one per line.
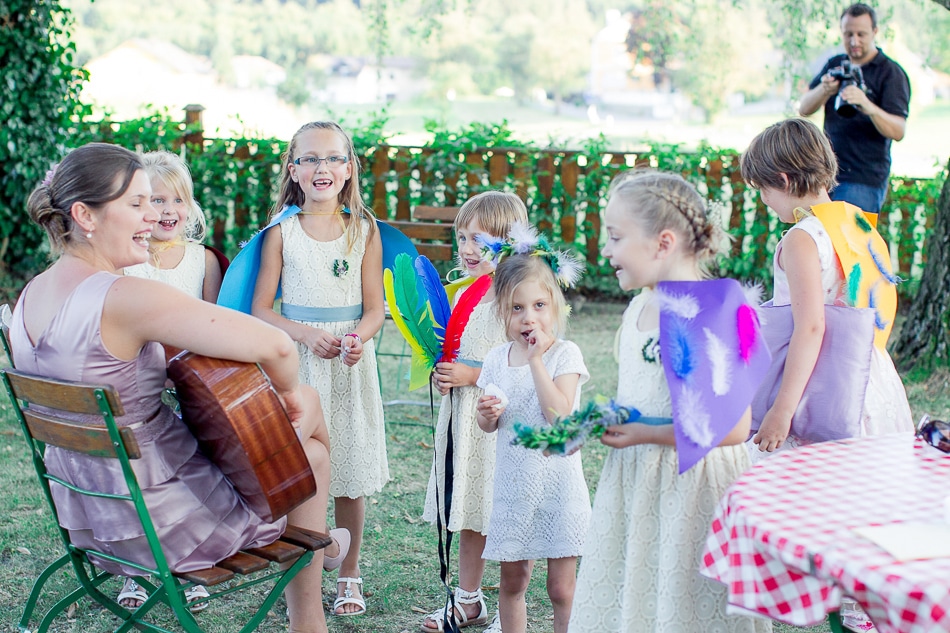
148, 238, 185, 268
298, 204, 345, 217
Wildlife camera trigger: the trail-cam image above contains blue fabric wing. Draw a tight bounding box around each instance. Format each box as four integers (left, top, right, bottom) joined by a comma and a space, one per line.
217, 204, 301, 313
378, 220, 419, 272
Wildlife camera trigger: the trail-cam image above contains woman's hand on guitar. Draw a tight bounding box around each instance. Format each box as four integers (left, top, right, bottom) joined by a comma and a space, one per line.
300, 329, 342, 360
276, 386, 306, 429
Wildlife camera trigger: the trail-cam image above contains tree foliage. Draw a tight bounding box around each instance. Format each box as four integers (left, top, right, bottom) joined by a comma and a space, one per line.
0, 0, 87, 277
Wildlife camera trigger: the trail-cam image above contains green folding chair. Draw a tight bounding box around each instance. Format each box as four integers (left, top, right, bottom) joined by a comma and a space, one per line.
1, 366, 330, 633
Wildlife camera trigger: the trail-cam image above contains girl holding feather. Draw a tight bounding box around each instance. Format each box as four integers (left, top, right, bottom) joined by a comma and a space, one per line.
416, 191, 528, 633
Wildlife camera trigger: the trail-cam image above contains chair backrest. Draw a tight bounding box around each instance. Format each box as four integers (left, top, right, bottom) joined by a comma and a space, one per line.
0, 367, 171, 580
383, 205, 461, 263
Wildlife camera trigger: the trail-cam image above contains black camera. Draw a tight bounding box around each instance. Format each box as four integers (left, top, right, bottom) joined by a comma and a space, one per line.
828, 59, 867, 118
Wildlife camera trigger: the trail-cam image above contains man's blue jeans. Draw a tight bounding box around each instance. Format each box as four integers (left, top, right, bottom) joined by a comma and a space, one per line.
831, 181, 889, 215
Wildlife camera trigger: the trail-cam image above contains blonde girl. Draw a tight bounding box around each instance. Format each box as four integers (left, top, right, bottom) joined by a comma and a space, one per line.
420, 191, 529, 633
568, 170, 771, 633
124, 151, 223, 302
476, 251, 591, 633
251, 121, 387, 617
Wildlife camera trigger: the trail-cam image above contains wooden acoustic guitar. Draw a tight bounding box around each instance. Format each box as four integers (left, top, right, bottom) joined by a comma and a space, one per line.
166, 350, 316, 523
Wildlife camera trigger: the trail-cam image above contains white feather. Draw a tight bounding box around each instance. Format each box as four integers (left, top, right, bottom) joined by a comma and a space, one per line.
554, 251, 584, 288
652, 287, 700, 320
677, 386, 714, 448
704, 328, 732, 396
741, 282, 764, 308
508, 221, 540, 254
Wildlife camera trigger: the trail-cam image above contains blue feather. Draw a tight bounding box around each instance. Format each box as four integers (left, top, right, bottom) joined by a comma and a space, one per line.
868, 285, 890, 331
414, 256, 450, 340
868, 239, 901, 285
667, 317, 695, 379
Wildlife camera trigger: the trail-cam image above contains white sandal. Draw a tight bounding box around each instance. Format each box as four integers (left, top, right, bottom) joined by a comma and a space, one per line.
185, 584, 210, 613
333, 576, 366, 616
117, 577, 147, 609
483, 611, 501, 633
420, 587, 488, 632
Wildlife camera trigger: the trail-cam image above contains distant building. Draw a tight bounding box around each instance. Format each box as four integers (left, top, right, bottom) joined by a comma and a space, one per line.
309, 55, 428, 104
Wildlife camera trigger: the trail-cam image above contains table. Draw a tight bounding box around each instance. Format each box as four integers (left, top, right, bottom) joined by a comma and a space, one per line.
700, 433, 950, 633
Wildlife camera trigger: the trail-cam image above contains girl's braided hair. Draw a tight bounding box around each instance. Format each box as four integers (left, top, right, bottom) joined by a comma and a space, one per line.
607, 169, 727, 267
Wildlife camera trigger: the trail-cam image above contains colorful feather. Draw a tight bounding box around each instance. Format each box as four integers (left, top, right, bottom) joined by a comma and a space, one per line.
385, 254, 443, 390
704, 328, 732, 396
414, 255, 450, 340
676, 385, 713, 448
847, 262, 862, 306
667, 316, 695, 379
868, 240, 901, 285
868, 284, 890, 331
440, 274, 492, 363
736, 304, 759, 363
653, 288, 700, 320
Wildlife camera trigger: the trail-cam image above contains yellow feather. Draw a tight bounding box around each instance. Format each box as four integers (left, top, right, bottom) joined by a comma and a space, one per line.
383, 269, 426, 358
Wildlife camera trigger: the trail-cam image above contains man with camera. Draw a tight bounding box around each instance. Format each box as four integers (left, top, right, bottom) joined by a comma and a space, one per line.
799, 3, 910, 217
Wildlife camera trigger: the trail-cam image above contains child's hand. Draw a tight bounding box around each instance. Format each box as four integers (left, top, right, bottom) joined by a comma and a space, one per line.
432, 361, 478, 395
752, 408, 792, 452
476, 394, 504, 432
340, 334, 363, 367
302, 329, 342, 360
525, 327, 554, 362
600, 422, 647, 449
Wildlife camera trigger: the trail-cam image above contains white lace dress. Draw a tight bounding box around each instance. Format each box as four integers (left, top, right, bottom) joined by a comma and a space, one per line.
569, 290, 771, 633
750, 216, 913, 461
422, 300, 505, 534
279, 215, 389, 499
477, 339, 591, 561
124, 241, 205, 298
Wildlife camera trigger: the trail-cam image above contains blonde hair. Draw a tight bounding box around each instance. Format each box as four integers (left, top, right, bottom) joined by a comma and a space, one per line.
140, 150, 207, 242
273, 121, 376, 254
740, 118, 838, 197
607, 169, 726, 268
455, 190, 529, 236
492, 254, 569, 339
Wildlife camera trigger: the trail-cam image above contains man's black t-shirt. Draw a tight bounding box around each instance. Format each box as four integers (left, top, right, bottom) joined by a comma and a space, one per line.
809, 49, 910, 188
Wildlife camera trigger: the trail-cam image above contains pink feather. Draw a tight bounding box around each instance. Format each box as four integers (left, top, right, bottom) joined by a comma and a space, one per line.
439, 275, 492, 363
736, 304, 759, 363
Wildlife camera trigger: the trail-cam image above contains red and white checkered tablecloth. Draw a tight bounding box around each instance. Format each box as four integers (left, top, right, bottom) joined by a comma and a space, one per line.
701, 433, 950, 631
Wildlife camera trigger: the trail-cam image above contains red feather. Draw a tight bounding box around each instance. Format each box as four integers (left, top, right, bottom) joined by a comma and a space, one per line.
439, 275, 492, 363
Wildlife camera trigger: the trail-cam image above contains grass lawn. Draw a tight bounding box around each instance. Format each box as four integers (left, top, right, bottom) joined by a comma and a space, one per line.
0, 299, 947, 632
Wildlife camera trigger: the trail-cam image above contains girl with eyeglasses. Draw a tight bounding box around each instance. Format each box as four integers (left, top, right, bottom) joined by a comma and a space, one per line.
221, 121, 387, 617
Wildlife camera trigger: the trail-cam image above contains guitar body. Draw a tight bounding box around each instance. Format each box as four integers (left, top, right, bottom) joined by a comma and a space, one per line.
166, 351, 316, 523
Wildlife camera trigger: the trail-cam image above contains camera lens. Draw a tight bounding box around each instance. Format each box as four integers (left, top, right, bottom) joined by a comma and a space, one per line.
834, 80, 859, 118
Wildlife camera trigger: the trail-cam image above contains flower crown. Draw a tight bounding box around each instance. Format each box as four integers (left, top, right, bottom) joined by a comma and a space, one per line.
476, 222, 583, 289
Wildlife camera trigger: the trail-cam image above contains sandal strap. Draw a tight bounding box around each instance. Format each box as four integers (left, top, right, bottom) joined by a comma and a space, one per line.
454, 586, 484, 605
337, 576, 363, 586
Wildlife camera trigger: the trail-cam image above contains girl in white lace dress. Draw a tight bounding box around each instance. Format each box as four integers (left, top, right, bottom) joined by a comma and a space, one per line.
124, 151, 223, 301
251, 122, 387, 617
568, 171, 771, 633
420, 192, 529, 633
476, 252, 591, 633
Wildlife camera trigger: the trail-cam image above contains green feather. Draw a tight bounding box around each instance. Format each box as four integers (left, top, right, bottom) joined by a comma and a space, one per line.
392, 254, 441, 364
854, 212, 873, 233
847, 263, 862, 306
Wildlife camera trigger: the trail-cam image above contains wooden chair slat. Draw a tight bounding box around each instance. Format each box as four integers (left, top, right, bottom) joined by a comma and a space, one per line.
244, 539, 306, 563
5, 371, 124, 416
279, 525, 333, 552
215, 551, 270, 575
413, 205, 460, 222
22, 410, 141, 459
384, 220, 453, 241
174, 566, 235, 587
415, 244, 455, 262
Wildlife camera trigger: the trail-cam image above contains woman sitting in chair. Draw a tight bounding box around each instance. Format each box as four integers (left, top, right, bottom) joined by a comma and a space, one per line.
9, 142, 344, 633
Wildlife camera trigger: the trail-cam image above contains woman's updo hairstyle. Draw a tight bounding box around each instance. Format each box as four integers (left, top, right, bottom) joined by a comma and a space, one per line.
27, 143, 143, 254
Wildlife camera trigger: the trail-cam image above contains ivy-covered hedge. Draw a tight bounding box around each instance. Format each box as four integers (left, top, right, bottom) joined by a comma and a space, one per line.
7, 109, 944, 304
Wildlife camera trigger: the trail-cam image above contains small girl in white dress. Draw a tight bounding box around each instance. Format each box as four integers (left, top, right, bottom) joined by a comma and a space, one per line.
476, 248, 590, 633
420, 191, 529, 633
568, 170, 771, 633
250, 121, 387, 617
124, 151, 223, 301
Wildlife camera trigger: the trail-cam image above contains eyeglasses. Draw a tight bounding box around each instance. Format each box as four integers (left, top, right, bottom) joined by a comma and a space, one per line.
293, 155, 349, 167
916, 415, 950, 453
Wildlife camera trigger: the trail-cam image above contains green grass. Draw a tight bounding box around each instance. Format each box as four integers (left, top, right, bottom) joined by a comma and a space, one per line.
0, 300, 944, 632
